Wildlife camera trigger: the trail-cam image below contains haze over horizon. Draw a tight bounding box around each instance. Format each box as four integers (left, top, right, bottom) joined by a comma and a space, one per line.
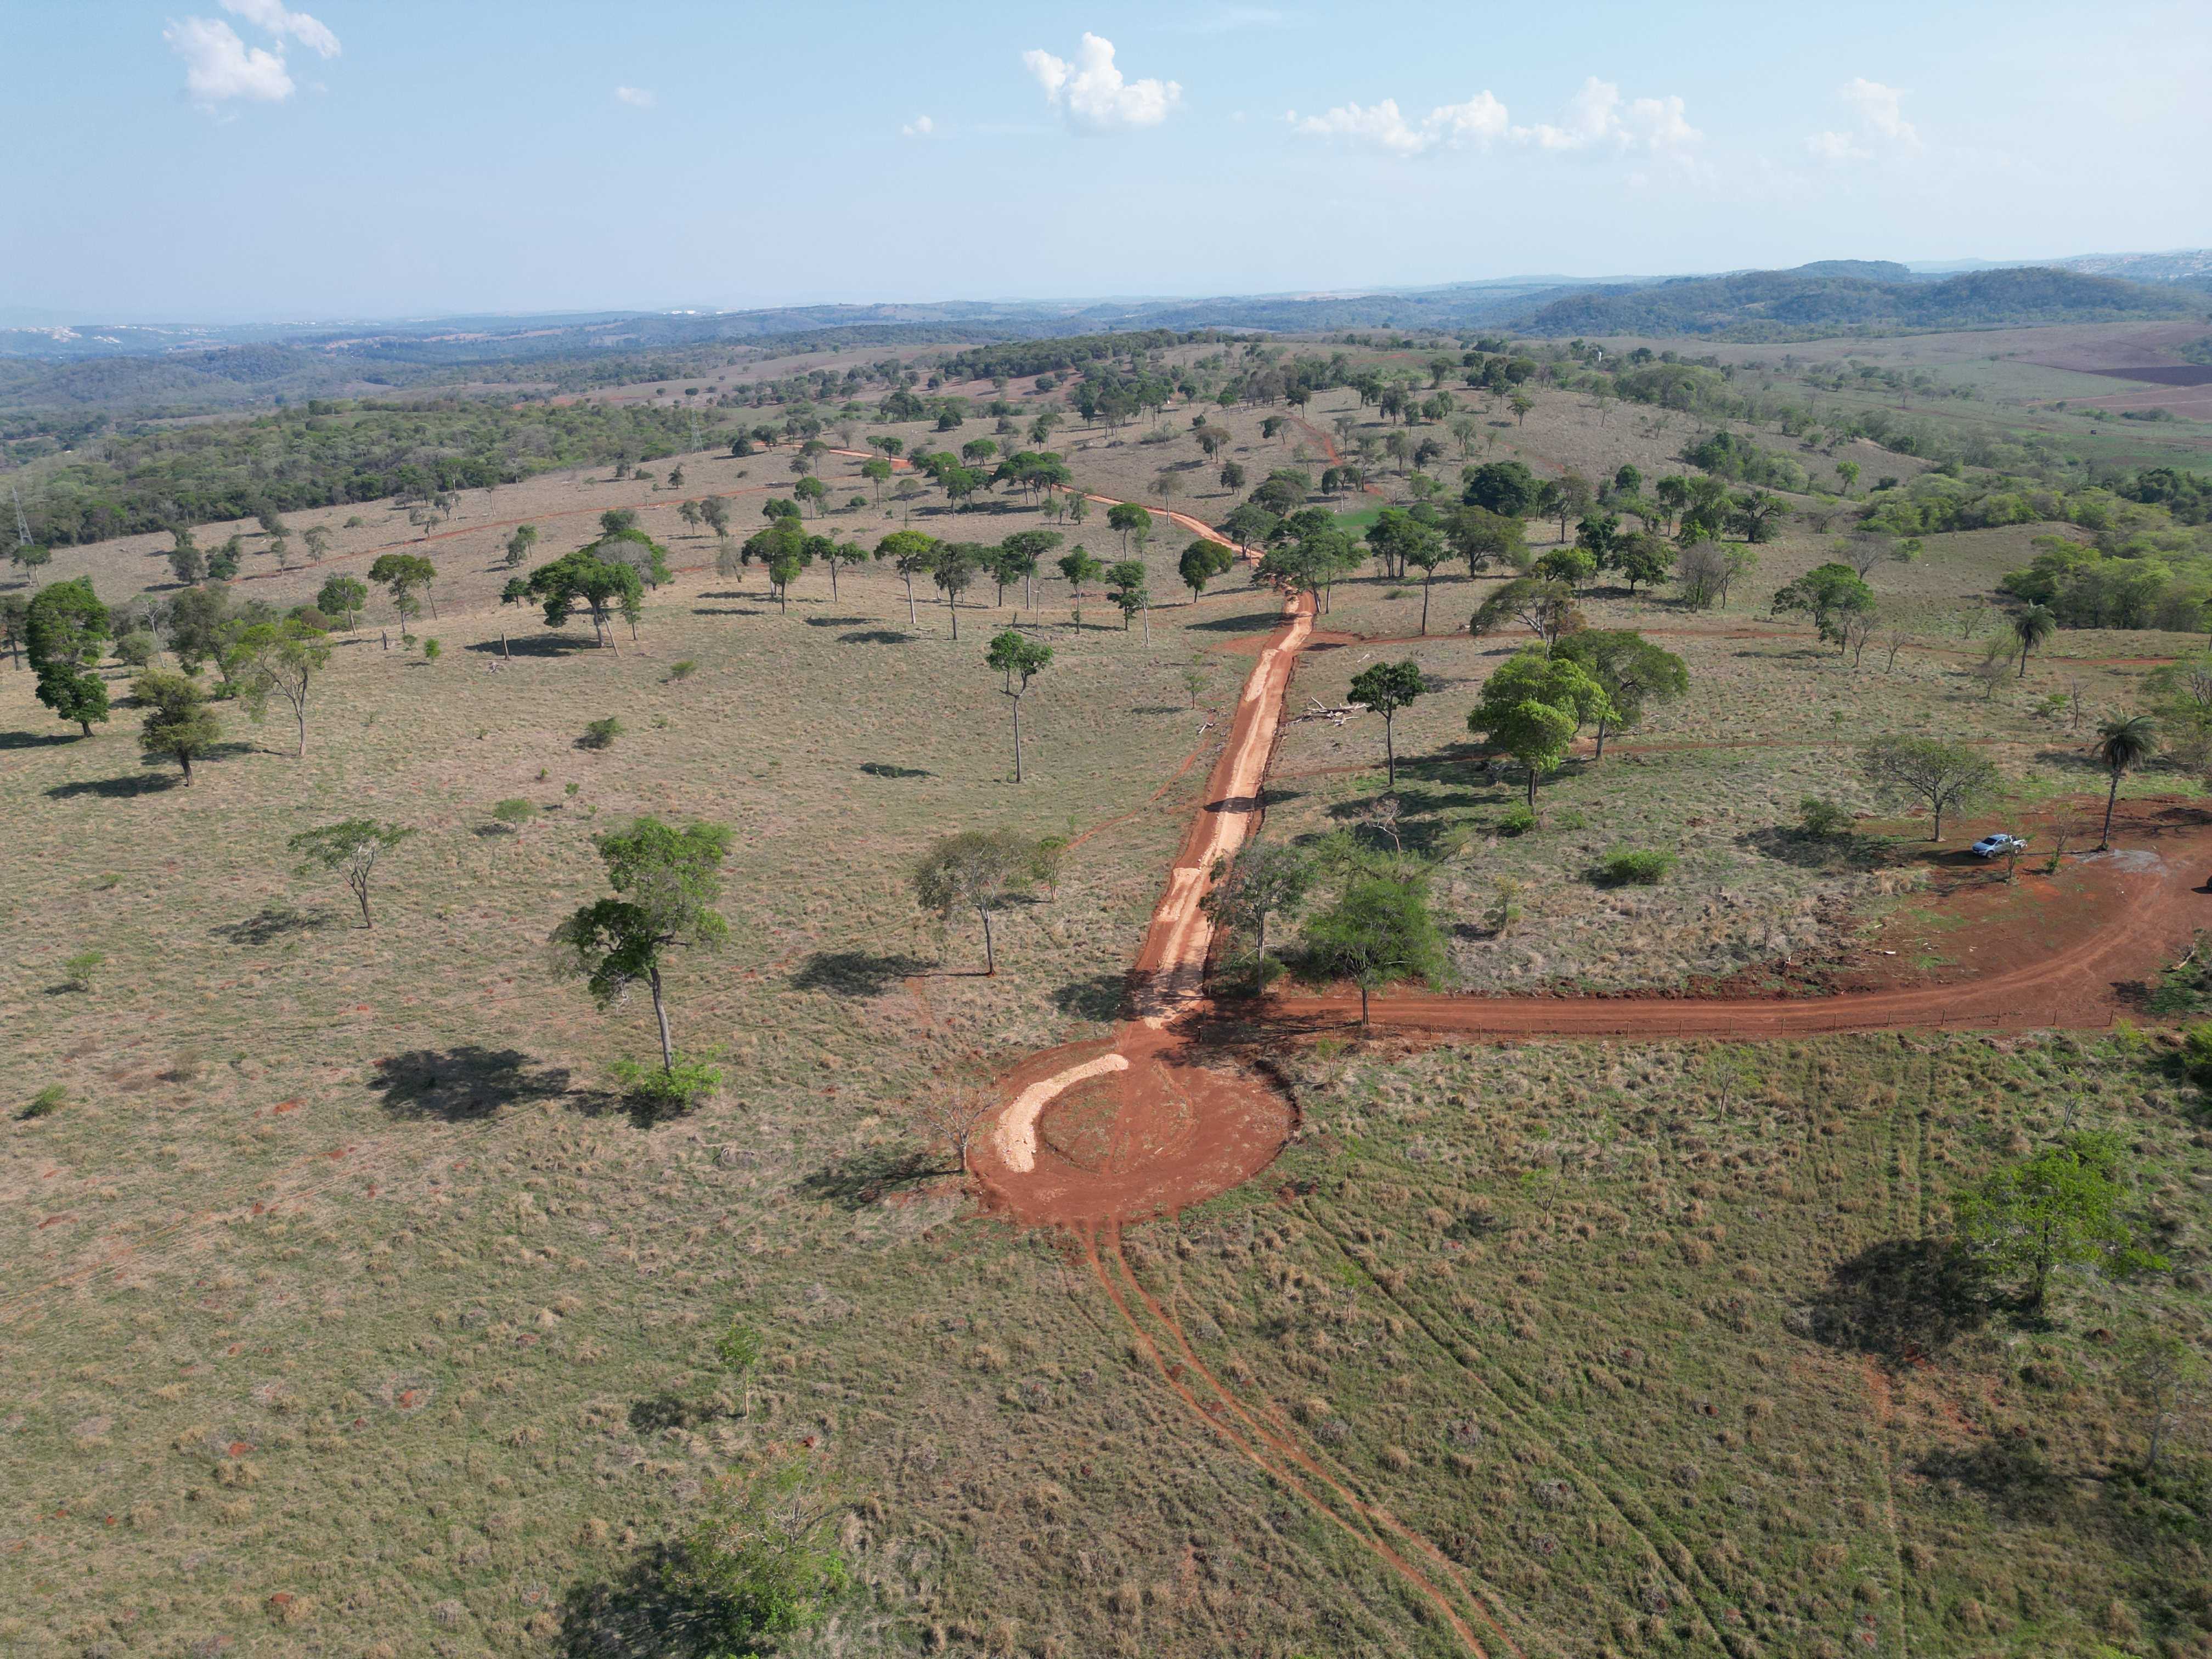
11, 1, 2208, 323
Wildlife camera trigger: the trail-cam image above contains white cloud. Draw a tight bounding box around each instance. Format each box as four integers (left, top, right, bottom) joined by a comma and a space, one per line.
1022, 33, 1182, 131
613, 86, 656, 109
1842, 77, 1917, 145
1806, 129, 1872, 163
1511, 77, 1700, 154
165, 16, 295, 104
1293, 76, 1695, 161
1289, 91, 1506, 156
218, 0, 339, 58
1805, 78, 1917, 165
901, 114, 935, 138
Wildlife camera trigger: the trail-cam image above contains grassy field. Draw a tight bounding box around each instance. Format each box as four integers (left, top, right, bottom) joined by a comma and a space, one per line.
4, 342, 2210, 1658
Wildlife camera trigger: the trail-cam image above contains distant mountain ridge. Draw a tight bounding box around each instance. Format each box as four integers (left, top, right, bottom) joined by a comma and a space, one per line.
1521, 264, 2200, 340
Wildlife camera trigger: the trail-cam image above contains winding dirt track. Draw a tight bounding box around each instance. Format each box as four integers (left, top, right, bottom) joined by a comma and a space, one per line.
951, 464, 2208, 1657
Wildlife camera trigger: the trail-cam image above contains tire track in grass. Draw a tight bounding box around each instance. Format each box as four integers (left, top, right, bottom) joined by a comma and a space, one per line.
1077, 1224, 1496, 1657
1289, 1198, 1746, 1657
1104, 1222, 1531, 1657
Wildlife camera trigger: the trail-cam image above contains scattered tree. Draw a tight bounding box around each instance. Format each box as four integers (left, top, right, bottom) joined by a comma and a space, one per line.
1347, 659, 1426, 791
317, 574, 368, 629
1859, 735, 2000, 841
26, 577, 111, 735
228, 617, 331, 757
2093, 714, 2158, 850
552, 817, 732, 1074
912, 830, 1034, 975
986, 629, 1052, 782
290, 819, 414, 927
1202, 841, 1311, 979
1299, 876, 1447, 1029
1955, 1131, 2165, 1313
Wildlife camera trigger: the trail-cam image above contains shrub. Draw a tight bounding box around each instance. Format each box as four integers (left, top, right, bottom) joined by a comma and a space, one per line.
420, 638, 441, 661
60, 950, 104, 991
116, 630, 159, 668
1799, 797, 1853, 838
1596, 848, 1676, 886
23, 1085, 66, 1119
2184, 1022, 2212, 1084
611, 1051, 721, 1120
1497, 805, 1537, 837
667, 660, 698, 682
578, 717, 624, 751
490, 798, 537, 831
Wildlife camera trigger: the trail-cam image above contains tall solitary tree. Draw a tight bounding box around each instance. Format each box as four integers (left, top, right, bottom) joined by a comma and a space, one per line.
367, 552, 438, 635
290, 819, 415, 927
1106, 502, 1153, 556
1553, 630, 1690, 758
228, 617, 332, 758
1347, 659, 1426, 792
932, 543, 979, 637
133, 669, 221, 785
1104, 560, 1150, 639
551, 817, 731, 1074
986, 629, 1052, 782
1057, 547, 1104, 625
875, 531, 939, 628
2093, 715, 2158, 850
26, 577, 111, 736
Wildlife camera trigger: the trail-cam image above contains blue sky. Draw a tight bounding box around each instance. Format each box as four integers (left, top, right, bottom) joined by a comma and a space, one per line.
8, 1, 2208, 320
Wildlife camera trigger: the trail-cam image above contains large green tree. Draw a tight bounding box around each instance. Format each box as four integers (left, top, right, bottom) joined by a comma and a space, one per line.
26, 577, 111, 736
1771, 562, 1876, 650
552, 817, 731, 1073
1859, 736, 2000, 841
1553, 630, 1689, 758
132, 669, 222, 785
505, 546, 644, 652
1299, 876, 1447, 1029
317, 574, 368, 629
1178, 539, 1235, 604
1468, 649, 1612, 813
1955, 1131, 2164, 1312
1201, 841, 1311, 978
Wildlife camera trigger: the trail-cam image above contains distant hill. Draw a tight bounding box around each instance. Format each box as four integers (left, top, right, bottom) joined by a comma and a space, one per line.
1523, 264, 2201, 340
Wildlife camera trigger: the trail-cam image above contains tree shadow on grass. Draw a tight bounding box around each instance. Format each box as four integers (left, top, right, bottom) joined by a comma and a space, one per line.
1739, 825, 1887, 873
694, 606, 767, 617
804, 616, 870, 628
465, 634, 593, 658
0, 730, 76, 751
628, 1393, 704, 1435
838, 629, 912, 644
1189, 610, 1286, 634
209, 905, 335, 946
1915, 1437, 2065, 1519
857, 761, 930, 779
789, 950, 935, 996
795, 1145, 952, 1211
1805, 1237, 1989, 1364
557, 1544, 725, 1659
46, 772, 182, 801
1052, 971, 1130, 1022
368, 1046, 574, 1121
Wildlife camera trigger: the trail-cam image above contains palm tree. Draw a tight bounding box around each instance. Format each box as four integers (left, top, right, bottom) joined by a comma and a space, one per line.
2012, 604, 2056, 678
2093, 715, 2158, 849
